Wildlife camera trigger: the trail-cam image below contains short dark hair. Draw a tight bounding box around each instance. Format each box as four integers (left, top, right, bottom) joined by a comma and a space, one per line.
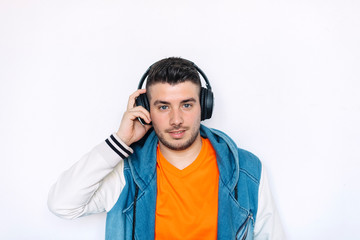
145, 57, 201, 90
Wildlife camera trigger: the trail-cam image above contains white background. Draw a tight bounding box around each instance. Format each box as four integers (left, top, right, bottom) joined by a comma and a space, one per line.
1, 0, 359, 239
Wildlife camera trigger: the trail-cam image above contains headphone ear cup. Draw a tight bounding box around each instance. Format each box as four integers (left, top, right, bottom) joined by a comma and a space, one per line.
200, 87, 214, 121
135, 93, 150, 112
206, 90, 214, 119
200, 87, 206, 121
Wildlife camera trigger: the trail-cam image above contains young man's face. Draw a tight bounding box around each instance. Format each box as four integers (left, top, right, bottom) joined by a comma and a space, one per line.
147, 81, 202, 151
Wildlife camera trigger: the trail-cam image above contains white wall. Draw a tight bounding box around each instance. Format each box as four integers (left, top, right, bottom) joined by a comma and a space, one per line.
1, 0, 359, 239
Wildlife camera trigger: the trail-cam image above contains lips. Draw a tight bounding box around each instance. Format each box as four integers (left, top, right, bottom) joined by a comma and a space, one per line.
168, 129, 186, 138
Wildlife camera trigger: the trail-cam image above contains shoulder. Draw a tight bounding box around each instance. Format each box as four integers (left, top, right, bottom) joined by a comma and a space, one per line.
201, 125, 262, 183
237, 148, 262, 185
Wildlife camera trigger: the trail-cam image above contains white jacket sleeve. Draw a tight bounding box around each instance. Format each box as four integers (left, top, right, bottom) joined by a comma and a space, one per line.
254, 166, 285, 239
47, 133, 132, 219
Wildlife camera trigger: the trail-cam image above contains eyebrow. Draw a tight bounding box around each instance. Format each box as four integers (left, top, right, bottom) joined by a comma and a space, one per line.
153, 98, 197, 106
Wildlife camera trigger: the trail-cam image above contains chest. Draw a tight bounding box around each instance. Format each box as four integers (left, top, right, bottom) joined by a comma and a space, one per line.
155, 143, 219, 239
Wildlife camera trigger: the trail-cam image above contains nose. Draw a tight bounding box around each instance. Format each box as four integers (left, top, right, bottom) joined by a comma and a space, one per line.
169, 108, 183, 126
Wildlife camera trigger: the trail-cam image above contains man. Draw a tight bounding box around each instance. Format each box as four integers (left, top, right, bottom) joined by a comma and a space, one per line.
48, 57, 284, 239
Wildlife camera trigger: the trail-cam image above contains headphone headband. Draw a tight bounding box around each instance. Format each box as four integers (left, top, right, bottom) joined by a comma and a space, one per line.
137, 62, 212, 91
137, 67, 151, 89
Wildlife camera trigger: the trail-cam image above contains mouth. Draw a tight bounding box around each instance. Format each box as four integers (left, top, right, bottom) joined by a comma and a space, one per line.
168, 129, 186, 139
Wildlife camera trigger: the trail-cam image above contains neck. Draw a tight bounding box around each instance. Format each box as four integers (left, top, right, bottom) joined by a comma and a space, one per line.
159, 135, 202, 170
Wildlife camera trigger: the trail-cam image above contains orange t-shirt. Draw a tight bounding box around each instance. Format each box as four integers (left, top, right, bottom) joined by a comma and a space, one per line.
155, 138, 219, 240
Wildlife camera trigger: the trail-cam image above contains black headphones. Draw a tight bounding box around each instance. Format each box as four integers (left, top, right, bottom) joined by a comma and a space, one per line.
135, 61, 214, 121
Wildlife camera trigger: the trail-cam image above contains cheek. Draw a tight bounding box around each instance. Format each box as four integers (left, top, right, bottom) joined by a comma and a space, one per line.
150, 111, 165, 126
193, 104, 202, 118
186, 109, 201, 123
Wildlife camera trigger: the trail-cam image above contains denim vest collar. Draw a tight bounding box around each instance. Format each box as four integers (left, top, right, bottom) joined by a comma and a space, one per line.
128, 125, 240, 192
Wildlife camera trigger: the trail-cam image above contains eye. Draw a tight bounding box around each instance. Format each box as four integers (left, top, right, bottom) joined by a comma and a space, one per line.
183, 103, 192, 109
159, 105, 168, 110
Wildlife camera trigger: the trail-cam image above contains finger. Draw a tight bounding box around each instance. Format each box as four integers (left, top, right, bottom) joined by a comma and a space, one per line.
129, 106, 151, 120
128, 107, 151, 123
127, 89, 147, 110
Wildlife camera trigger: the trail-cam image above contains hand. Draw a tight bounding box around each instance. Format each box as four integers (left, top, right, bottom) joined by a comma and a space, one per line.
116, 89, 152, 146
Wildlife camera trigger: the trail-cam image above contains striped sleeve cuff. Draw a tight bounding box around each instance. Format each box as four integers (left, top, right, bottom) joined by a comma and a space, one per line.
105, 133, 133, 159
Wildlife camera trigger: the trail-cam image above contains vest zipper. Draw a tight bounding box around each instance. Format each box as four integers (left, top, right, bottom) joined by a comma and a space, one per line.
132, 185, 139, 240
235, 213, 253, 240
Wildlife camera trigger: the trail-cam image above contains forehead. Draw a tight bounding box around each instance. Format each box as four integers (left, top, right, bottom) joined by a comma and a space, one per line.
147, 81, 200, 102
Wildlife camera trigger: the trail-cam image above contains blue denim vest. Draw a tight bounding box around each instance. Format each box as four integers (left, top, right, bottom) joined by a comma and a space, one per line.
105, 125, 261, 240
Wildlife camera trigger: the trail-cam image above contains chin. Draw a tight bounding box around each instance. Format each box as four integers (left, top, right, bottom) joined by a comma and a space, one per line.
159, 132, 200, 151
